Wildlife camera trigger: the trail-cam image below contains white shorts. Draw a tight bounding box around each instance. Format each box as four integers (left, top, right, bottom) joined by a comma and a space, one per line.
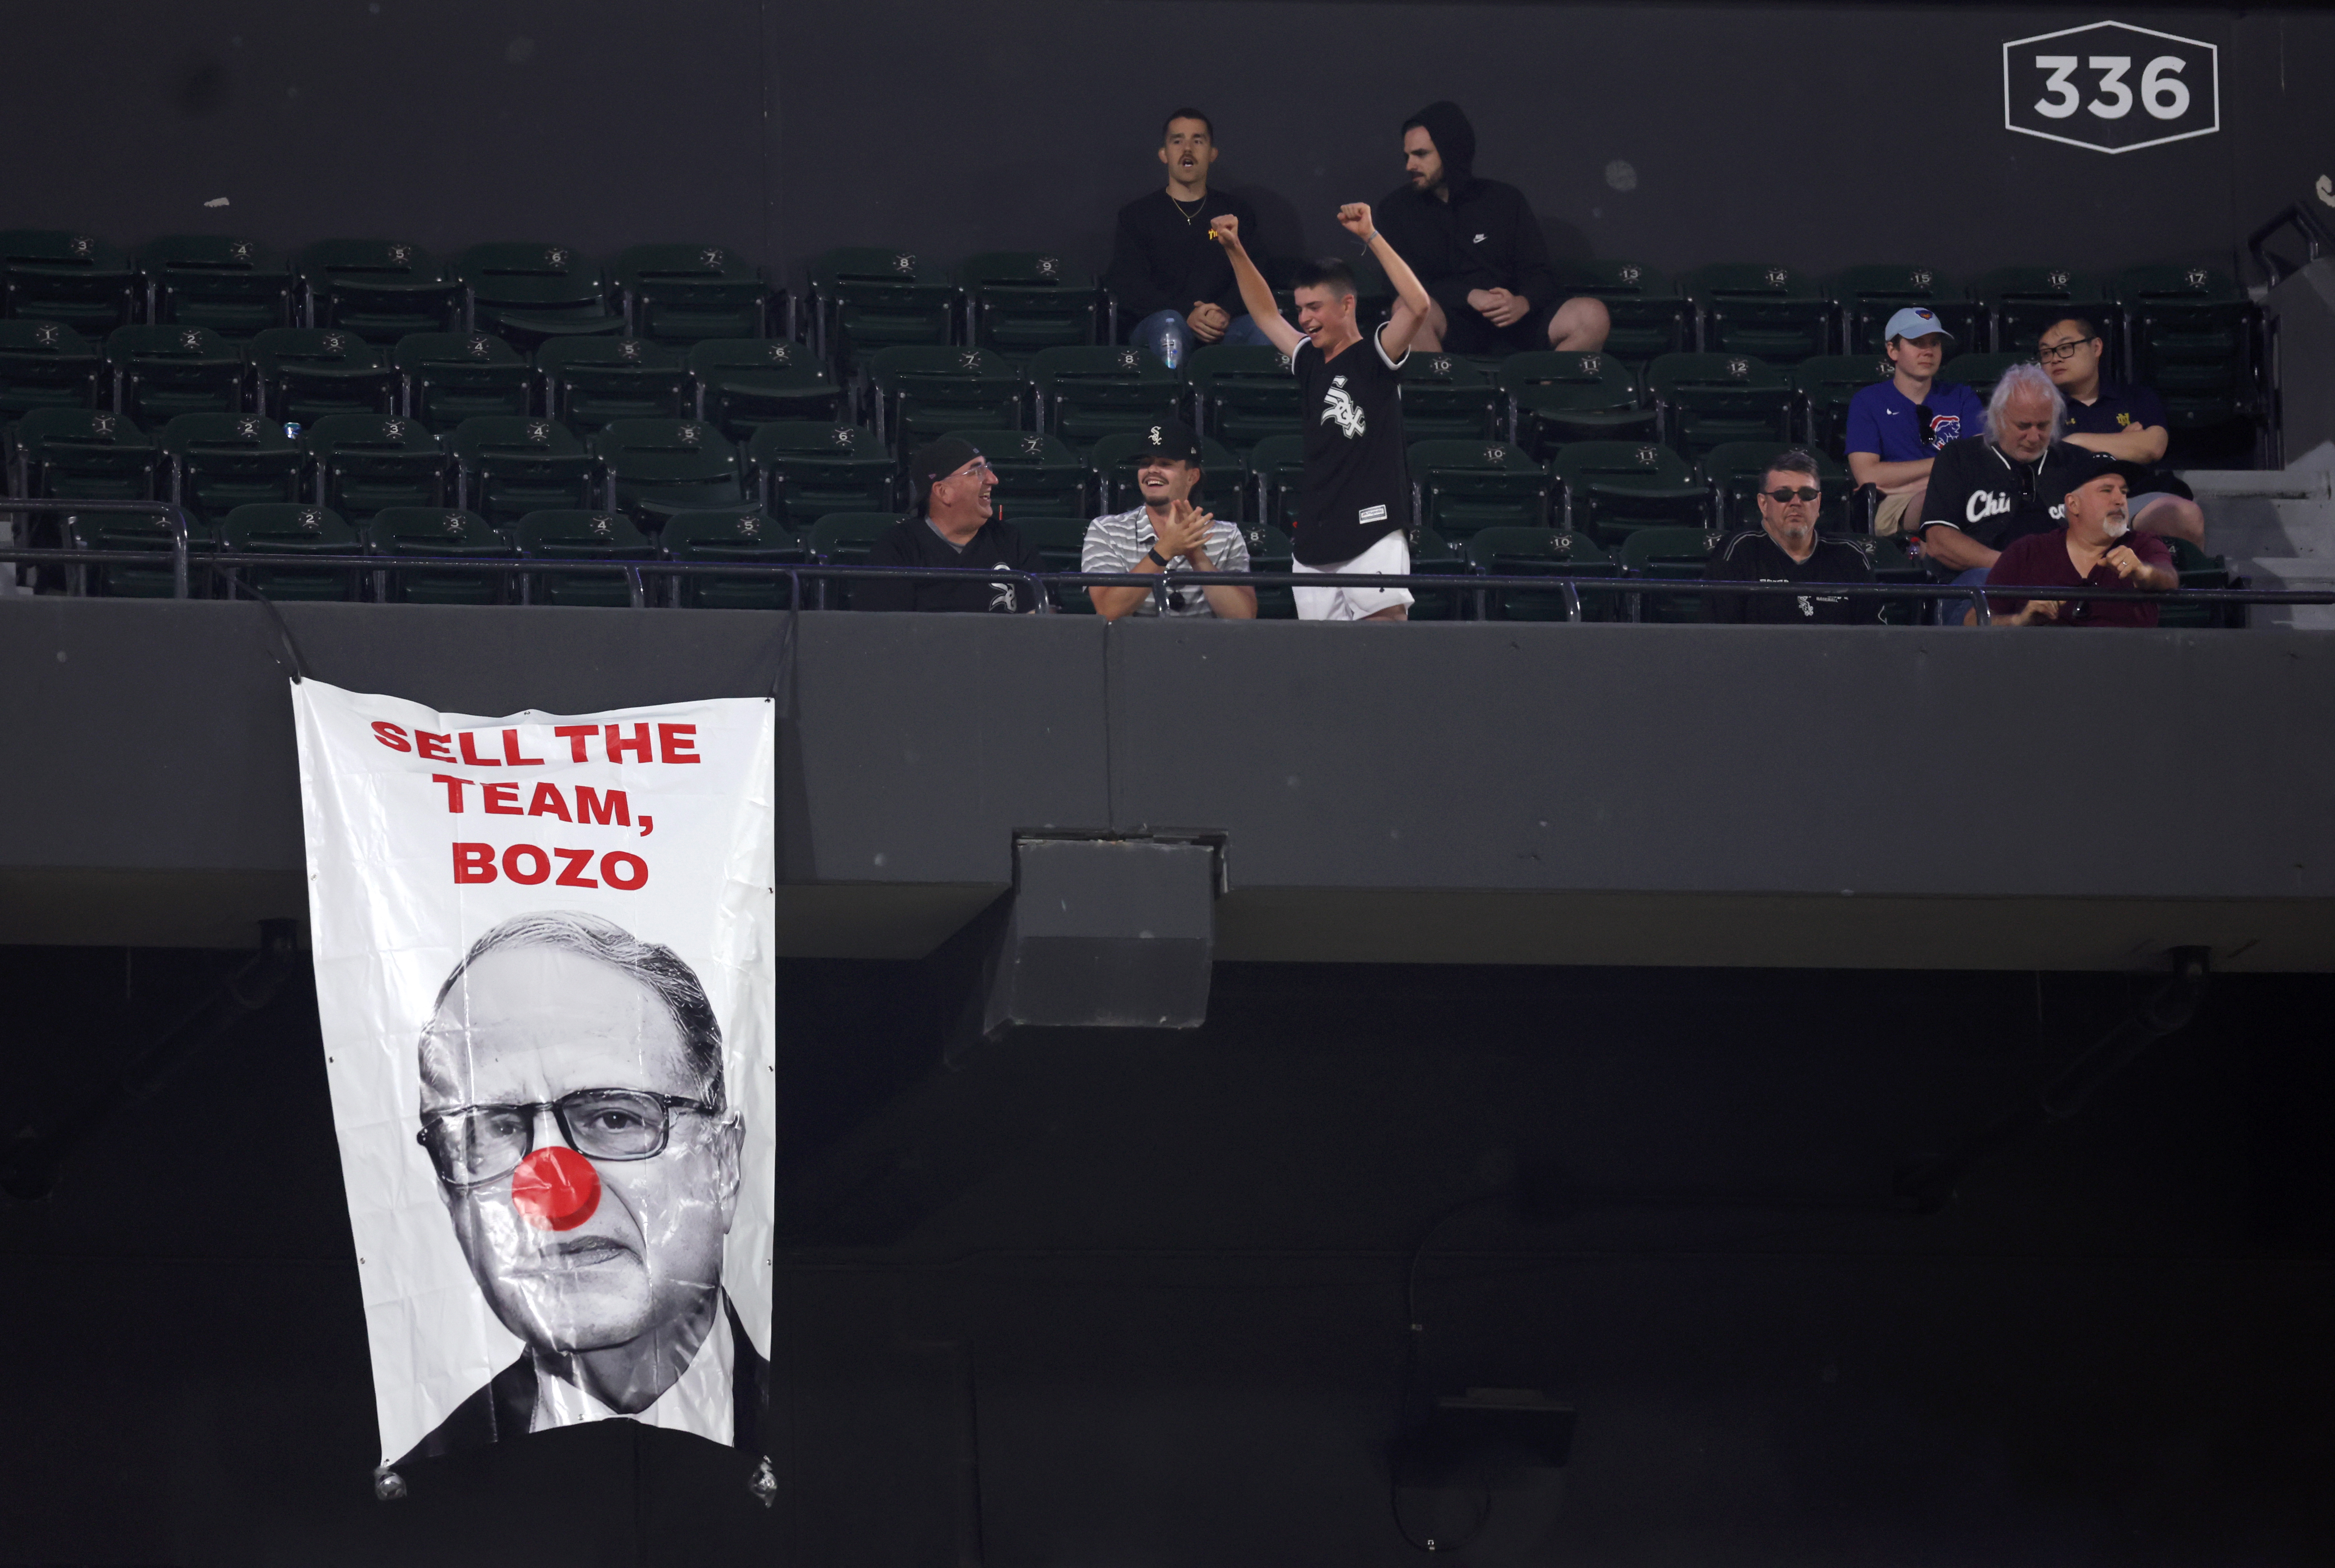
1292, 532, 1414, 621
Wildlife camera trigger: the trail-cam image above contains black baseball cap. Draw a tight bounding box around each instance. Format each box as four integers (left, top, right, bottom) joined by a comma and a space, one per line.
1133, 420, 1203, 465
2061, 449, 2151, 497
908, 436, 985, 489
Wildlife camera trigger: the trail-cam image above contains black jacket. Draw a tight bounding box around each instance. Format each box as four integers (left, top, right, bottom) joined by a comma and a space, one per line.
857, 515, 1043, 613
397, 1293, 769, 1467
1105, 188, 1260, 324
1376, 101, 1557, 317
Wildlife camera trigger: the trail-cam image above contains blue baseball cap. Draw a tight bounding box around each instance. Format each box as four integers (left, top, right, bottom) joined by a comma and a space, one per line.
1884, 306, 1954, 342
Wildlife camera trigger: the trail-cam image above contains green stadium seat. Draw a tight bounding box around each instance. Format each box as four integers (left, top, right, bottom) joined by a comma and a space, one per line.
365, 506, 515, 604
1697, 441, 1851, 532
300, 240, 464, 343
1464, 525, 1618, 621
1089, 430, 1245, 521
1971, 267, 2119, 368
2159, 535, 2240, 630
1032, 345, 1180, 446
1239, 521, 1296, 620
1790, 353, 1897, 461
1646, 352, 1793, 459
450, 416, 598, 530
1938, 351, 2031, 404
868, 345, 1022, 454
218, 502, 361, 600
1187, 344, 1297, 455
944, 428, 1086, 520
660, 505, 805, 610
592, 417, 743, 530
1550, 440, 1714, 546
687, 338, 839, 439
1498, 350, 1652, 457
0, 320, 101, 419
104, 325, 245, 425
613, 244, 775, 345
58, 504, 193, 598
512, 508, 657, 606
960, 252, 1098, 363
393, 331, 532, 427
1405, 526, 1472, 621
1683, 263, 1834, 366
2117, 264, 2264, 464
1827, 264, 1980, 356
137, 236, 294, 339
749, 423, 896, 528
809, 247, 957, 379
1245, 432, 1306, 531
0, 230, 137, 334
1617, 524, 1726, 623
160, 413, 306, 532
250, 328, 396, 426
1399, 352, 1499, 441
10, 408, 156, 509
1835, 531, 1927, 625
459, 242, 620, 351
1408, 438, 1550, 539
304, 413, 448, 521
1545, 259, 1689, 364
806, 509, 904, 609
536, 336, 688, 433
1011, 512, 1093, 613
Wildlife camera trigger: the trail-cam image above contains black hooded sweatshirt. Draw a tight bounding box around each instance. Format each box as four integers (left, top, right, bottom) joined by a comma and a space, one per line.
1374, 101, 1559, 321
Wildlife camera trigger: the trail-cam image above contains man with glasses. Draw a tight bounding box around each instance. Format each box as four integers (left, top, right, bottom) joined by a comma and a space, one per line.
2037, 317, 2206, 546
1703, 449, 1878, 624
400, 911, 765, 1464
1846, 307, 1985, 538
858, 436, 1045, 613
1082, 419, 1255, 620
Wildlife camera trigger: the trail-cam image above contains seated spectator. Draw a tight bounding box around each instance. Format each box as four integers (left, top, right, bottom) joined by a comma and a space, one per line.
2038, 317, 2207, 545
1374, 101, 1610, 355
1846, 307, 1985, 537
856, 438, 1043, 614
1917, 362, 2092, 619
1105, 109, 1273, 368
1083, 421, 1255, 621
1986, 452, 2177, 627
1703, 449, 1878, 624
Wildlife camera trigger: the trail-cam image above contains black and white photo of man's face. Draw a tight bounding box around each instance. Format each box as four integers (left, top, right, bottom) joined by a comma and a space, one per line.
419, 944, 741, 1369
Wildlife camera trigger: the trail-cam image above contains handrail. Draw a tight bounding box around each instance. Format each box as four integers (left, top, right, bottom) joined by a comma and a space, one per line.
0, 498, 194, 598
2247, 201, 2332, 290
4, 545, 2329, 617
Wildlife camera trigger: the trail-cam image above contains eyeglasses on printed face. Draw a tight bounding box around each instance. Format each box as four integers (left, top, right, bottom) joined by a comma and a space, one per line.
417, 1087, 718, 1188
2037, 337, 2096, 362
1764, 486, 1821, 505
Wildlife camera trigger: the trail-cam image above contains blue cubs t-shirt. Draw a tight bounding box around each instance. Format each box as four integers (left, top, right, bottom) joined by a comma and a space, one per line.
2060, 381, 2167, 438
1846, 380, 1987, 461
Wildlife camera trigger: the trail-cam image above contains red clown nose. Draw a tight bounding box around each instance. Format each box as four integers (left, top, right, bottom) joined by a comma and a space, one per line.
510, 1146, 601, 1230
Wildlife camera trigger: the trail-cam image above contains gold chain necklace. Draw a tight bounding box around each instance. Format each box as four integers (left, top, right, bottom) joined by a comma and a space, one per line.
1169, 193, 1207, 225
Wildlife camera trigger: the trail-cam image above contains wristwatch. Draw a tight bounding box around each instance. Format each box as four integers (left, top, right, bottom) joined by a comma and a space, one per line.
1145, 547, 1171, 569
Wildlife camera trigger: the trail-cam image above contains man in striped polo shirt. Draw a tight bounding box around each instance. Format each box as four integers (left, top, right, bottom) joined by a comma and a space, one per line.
1082, 420, 1257, 620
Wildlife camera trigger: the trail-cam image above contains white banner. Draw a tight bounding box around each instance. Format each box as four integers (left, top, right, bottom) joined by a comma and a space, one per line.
293, 679, 776, 1472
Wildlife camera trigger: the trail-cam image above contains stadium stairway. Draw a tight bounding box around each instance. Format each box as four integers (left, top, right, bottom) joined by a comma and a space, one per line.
2188, 445, 2335, 630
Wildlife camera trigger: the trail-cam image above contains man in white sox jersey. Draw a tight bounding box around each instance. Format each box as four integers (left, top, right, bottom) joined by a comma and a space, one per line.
1212, 206, 1432, 621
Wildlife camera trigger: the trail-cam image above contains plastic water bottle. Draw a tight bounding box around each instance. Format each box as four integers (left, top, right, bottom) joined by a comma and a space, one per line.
1160, 333, 1180, 372
283, 421, 302, 441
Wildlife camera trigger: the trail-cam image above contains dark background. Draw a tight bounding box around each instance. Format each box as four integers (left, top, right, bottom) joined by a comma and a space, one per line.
1, 947, 2330, 1565
0, 2, 2327, 288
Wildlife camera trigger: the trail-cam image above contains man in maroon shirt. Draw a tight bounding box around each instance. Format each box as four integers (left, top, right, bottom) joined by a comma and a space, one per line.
1985, 453, 2178, 627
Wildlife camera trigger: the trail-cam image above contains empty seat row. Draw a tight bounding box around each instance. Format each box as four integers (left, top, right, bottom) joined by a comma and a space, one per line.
0, 324, 836, 436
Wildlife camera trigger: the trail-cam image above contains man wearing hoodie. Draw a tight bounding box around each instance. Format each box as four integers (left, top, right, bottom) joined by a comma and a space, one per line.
1374, 101, 1610, 357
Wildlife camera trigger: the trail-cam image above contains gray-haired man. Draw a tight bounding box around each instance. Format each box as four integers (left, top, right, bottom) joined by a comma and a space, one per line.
401, 910, 765, 1465
1916, 362, 2092, 614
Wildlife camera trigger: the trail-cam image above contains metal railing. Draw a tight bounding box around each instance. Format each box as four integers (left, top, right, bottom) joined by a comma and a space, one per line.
6, 534, 2332, 628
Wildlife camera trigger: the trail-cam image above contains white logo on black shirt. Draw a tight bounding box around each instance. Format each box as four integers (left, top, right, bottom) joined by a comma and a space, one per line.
1322, 380, 1365, 439
1472, 233, 1487, 244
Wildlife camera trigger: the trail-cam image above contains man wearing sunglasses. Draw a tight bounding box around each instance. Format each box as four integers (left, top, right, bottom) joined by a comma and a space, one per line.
399, 911, 764, 1465
2037, 317, 2206, 546
1703, 450, 1878, 624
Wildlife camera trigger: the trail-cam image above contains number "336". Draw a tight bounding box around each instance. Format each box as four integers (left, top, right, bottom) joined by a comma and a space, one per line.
2033, 55, 2192, 121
